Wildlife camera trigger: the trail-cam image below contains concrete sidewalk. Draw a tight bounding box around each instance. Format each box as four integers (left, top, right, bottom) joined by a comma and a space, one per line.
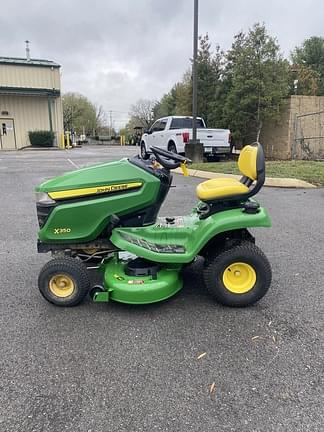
174, 167, 317, 188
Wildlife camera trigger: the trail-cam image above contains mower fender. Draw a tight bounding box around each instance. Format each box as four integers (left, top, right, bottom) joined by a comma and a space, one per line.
110, 206, 271, 264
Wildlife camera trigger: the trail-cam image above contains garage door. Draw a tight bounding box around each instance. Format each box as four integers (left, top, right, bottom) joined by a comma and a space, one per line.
0, 118, 16, 150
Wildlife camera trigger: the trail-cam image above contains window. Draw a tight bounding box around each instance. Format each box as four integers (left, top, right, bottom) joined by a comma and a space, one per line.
151, 119, 167, 132
170, 118, 205, 129
160, 118, 167, 130
150, 121, 160, 133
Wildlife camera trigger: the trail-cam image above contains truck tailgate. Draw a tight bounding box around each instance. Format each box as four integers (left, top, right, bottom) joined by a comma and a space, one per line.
197, 128, 230, 146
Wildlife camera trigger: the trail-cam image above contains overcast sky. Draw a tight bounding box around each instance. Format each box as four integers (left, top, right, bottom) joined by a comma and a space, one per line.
1, 0, 323, 129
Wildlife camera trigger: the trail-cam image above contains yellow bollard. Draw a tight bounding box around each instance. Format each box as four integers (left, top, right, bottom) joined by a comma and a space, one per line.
60, 132, 65, 149
65, 131, 72, 149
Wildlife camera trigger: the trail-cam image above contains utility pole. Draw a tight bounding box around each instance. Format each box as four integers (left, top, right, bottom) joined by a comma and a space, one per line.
185, 0, 203, 162
192, 0, 199, 143
109, 110, 113, 139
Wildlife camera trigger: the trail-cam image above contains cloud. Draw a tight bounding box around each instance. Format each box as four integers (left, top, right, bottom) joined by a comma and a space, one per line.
0, 0, 322, 128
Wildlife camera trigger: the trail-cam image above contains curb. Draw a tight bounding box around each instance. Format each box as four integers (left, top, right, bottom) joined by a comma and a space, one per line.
174, 168, 316, 189
19, 146, 60, 151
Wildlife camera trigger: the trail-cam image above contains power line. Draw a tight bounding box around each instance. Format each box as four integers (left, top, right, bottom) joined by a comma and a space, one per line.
105, 110, 129, 114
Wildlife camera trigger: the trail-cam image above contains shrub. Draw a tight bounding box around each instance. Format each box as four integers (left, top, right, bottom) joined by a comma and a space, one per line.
28, 130, 55, 147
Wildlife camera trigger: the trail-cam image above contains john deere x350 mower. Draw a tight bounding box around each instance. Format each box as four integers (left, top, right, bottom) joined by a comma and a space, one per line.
35, 144, 272, 307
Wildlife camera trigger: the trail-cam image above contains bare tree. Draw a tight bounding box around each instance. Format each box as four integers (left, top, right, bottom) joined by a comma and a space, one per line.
95, 104, 106, 129
129, 99, 157, 128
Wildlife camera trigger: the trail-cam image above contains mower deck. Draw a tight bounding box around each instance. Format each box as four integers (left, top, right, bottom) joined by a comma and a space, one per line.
93, 256, 183, 304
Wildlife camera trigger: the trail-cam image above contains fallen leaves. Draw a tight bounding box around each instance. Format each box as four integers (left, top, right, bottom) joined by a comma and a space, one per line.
251, 330, 280, 366
196, 352, 216, 400
251, 334, 278, 345
209, 382, 216, 400
197, 352, 207, 360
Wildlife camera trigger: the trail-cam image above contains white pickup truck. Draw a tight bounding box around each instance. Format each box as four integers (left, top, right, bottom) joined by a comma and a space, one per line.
140, 116, 232, 160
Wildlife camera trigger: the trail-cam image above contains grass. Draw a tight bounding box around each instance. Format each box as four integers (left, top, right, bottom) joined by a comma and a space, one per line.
190, 160, 324, 186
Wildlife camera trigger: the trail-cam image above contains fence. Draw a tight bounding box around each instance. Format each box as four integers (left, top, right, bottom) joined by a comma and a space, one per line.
292, 110, 324, 160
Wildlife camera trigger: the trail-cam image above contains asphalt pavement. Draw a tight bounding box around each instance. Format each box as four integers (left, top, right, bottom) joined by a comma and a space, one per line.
0, 146, 323, 432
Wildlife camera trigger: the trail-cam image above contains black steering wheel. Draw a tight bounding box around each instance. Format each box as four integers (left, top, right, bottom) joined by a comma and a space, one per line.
150, 146, 192, 170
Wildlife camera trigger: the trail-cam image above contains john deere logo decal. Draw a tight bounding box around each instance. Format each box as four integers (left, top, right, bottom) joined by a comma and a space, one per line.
96, 184, 135, 193
48, 182, 143, 200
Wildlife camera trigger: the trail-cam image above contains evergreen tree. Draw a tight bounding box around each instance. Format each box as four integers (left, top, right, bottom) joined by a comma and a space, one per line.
174, 72, 192, 116
196, 34, 223, 127
221, 23, 289, 143
153, 87, 177, 119
291, 36, 324, 95
153, 77, 192, 119
154, 34, 223, 125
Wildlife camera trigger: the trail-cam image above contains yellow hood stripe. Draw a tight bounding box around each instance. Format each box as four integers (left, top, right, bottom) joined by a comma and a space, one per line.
48, 182, 143, 200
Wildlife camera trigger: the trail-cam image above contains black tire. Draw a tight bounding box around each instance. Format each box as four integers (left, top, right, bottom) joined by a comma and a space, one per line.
206, 155, 220, 162
89, 285, 105, 301
140, 142, 149, 159
38, 257, 90, 306
168, 142, 177, 154
203, 242, 271, 307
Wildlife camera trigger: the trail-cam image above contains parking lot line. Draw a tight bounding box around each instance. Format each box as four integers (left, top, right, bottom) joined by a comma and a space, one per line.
67, 158, 79, 169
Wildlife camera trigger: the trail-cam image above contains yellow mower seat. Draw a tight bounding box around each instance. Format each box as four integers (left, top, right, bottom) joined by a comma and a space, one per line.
196, 143, 264, 202
197, 178, 249, 200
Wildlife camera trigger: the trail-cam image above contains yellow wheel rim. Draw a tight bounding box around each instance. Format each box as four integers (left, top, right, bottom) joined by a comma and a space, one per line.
49, 274, 75, 298
222, 262, 256, 294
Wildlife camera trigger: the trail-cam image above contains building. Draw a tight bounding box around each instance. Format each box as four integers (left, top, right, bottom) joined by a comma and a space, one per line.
0, 56, 63, 150
261, 95, 324, 160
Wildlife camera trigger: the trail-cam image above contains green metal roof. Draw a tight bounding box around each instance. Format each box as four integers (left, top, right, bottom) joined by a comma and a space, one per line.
0, 57, 60, 68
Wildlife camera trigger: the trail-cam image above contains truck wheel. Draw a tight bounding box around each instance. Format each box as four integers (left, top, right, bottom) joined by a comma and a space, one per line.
38, 257, 90, 306
203, 242, 271, 307
168, 142, 177, 154
140, 142, 149, 159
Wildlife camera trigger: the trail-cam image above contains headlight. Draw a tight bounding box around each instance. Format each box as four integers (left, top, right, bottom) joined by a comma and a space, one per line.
35, 192, 56, 205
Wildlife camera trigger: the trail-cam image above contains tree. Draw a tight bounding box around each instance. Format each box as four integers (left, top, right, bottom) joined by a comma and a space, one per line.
62, 92, 105, 135
95, 104, 106, 130
289, 64, 320, 96
128, 99, 157, 128
221, 23, 289, 143
195, 34, 223, 127
173, 72, 192, 116
153, 87, 177, 119
154, 35, 223, 125
291, 36, 324, 95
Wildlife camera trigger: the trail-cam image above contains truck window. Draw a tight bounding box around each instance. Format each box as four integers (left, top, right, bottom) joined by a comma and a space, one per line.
170, 118, 205, 129
160, 119, 168, 130
151, 121, 160, 133
151, 119, 167, 132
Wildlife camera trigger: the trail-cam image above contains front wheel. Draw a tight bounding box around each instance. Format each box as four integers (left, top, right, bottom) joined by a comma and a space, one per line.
140, 142, 149, 159
38, 257, 90, 306
203, 242, 271, 307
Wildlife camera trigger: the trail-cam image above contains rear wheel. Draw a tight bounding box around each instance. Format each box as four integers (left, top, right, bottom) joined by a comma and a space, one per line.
206, 154, 220, 162
38, 257, 90, 306
168, 142, 177, 154
203, 242, 271, 307
140, 141, 149, 159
